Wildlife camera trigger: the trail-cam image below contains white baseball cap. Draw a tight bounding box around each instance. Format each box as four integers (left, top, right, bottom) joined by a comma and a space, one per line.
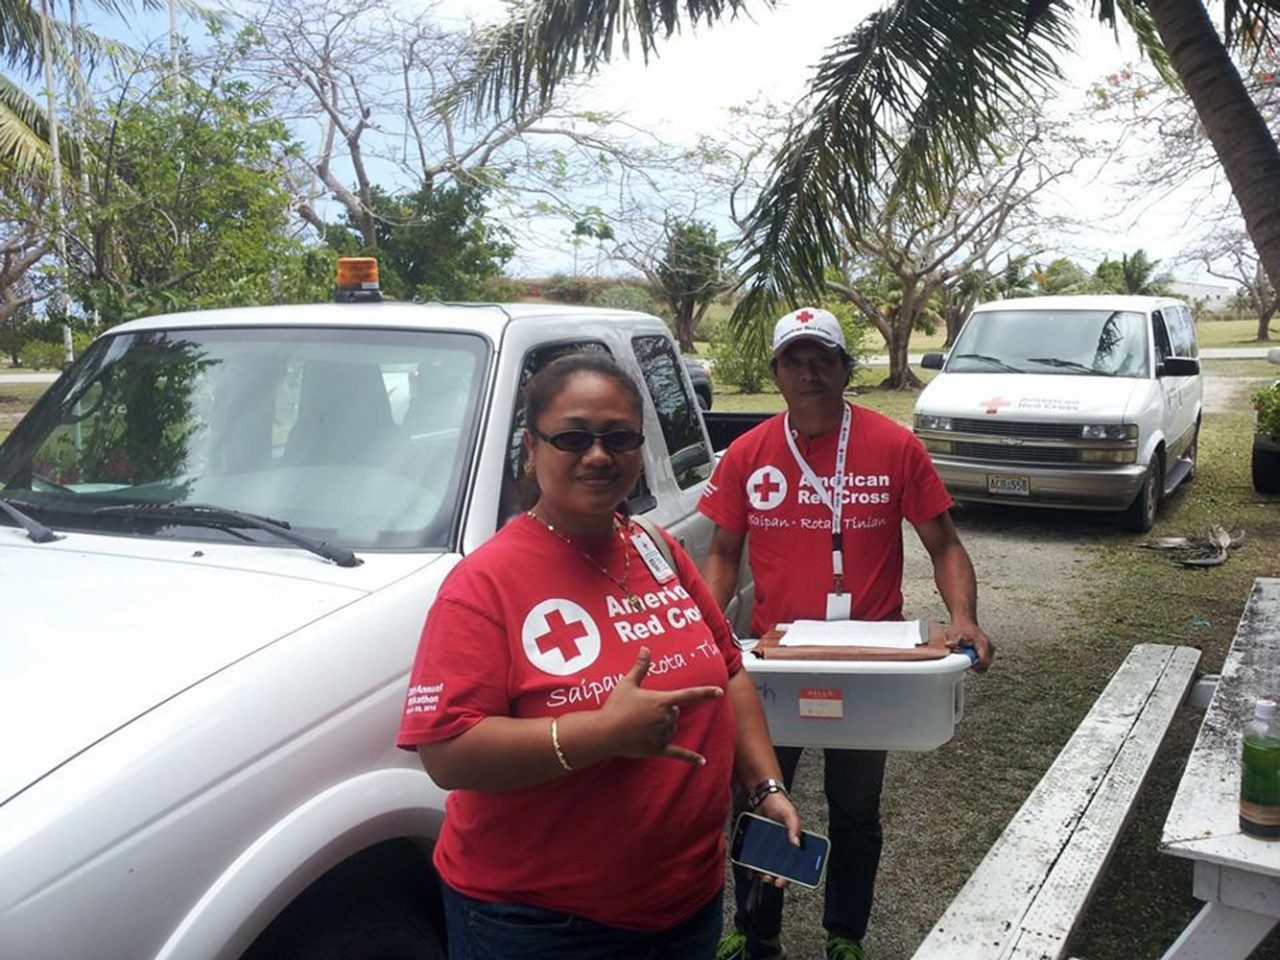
771, 307, 846, 357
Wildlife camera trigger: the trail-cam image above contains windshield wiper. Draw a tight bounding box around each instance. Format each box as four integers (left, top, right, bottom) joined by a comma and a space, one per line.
0, 493, 61, 543
949, 353, 1025, 374
93, 502, 361, 567
1026, 357, 1113, 376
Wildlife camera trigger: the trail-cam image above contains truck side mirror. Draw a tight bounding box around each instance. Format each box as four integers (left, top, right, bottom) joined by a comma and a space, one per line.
1158, 357, 1200, 377
921, 353, 945, 371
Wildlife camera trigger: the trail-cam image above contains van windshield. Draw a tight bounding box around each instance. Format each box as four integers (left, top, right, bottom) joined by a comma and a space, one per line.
947, 309, 1149, 377
0, 326, 489, 550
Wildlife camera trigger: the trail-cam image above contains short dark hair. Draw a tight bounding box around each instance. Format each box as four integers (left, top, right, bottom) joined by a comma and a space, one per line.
524, 352, 644, 430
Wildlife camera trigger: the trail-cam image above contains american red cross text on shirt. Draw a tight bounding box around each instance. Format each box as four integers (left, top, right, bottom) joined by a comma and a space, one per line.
980, 396, 1012, 415
535, 608, 590, 661
753, 473, 782, 501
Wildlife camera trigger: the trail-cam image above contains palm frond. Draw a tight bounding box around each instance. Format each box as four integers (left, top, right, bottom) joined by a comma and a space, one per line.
0, 73, 52, 171
0, 73, 81, 173
459, 0, 769, 118
733, 0, 1075, 323
0, 0, 45, 74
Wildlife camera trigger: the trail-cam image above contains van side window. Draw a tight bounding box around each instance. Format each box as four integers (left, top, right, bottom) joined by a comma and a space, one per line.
631, 334, 713, 489
499, 341, 653, 525
1151, 310, 1173, 365
1170, 305, 1198, 358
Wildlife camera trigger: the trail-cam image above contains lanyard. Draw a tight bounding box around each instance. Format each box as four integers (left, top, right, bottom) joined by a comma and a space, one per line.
783, 403, 851, 593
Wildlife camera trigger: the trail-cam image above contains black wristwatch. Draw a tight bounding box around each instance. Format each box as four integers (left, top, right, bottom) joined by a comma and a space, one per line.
746, 778, 790, 811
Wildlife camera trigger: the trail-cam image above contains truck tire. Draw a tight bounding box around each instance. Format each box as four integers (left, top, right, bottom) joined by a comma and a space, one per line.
243, 843, 444, 960
696, 387, 711, 411
1253, 444, 1280, 494
1122, 453, 1162, 532
279, 894, 445, 960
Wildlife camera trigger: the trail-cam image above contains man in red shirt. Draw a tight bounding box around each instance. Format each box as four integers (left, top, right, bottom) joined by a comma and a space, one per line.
701, 307, 993, 960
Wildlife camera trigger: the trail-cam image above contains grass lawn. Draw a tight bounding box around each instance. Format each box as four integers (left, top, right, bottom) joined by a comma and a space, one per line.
0, 383, 48, 444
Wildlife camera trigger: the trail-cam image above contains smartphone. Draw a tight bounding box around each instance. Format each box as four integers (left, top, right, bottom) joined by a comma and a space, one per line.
729, 812, 830, 889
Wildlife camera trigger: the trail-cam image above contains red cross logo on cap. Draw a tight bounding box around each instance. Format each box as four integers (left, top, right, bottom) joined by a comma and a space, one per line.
747, 465, 787, 511
981, 396, 1012, 415
796, 310, 813, 323
522, 599, 601, 676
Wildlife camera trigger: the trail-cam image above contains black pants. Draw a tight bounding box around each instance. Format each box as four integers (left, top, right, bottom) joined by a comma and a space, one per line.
732, 747, 887, 949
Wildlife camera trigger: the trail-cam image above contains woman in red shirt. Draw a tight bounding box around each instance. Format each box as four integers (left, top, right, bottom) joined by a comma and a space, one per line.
398, 353, 798, 959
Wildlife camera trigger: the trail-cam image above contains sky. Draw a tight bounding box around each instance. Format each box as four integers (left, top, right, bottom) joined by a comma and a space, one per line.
106, 0, 1238, 285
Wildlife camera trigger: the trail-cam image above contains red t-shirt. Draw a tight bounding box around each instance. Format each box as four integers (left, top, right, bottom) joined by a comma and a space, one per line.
698, 404, 952, 635
397, 513, 742, 931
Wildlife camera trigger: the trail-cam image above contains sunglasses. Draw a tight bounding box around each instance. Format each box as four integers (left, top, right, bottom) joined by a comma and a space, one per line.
532, 427, 645, 453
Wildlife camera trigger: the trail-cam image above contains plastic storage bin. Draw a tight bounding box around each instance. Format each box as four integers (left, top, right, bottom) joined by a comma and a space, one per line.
740, 644, 971, 751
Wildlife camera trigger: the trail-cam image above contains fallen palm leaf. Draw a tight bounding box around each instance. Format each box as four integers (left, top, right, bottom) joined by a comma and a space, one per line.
1142, 524, 1244, 567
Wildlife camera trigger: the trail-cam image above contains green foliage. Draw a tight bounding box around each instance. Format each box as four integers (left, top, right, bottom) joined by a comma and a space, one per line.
591, 282, 658, 314
544, 273, 598, 304
817, 296, 870, 363
653, 220, 731, 347
329, 182, 514, 301
1254, 382, 1280, 442
1031, 257, 1099, 296
18, 339, 64, 370
71, 49, 330, 324
710, 318, 771, 394
1094, 249, 1173, 296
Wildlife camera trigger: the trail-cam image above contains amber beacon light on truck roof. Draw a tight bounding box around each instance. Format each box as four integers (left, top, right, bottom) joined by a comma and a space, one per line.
335, 257, 382, 303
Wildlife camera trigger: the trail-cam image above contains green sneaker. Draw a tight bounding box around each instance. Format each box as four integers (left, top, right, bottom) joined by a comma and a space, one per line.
715, 929, 785, 960
824, 936, 869, 960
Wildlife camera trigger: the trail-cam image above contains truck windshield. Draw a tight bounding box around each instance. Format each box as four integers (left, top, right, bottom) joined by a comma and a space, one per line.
0, 326, 488, 550
948, 309, 1149, 377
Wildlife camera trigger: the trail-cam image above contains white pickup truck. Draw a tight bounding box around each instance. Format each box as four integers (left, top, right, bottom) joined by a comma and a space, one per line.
0, 297, 759, 960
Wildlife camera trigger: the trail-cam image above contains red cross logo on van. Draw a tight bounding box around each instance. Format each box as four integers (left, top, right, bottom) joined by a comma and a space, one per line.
980, 396, 1012, 415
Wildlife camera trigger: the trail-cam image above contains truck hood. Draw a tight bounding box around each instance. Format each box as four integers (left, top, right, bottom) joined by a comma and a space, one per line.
915, 373, 1143, 421
0, 532, 441, 805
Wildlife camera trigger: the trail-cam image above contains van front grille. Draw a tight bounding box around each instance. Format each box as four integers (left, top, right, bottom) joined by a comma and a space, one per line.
952, 442, 1080, 464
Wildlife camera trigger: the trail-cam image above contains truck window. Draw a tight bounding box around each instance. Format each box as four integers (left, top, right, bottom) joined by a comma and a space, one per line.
499, 341, 653, 525
631, 334, 713, 490
0, 327, 489, 550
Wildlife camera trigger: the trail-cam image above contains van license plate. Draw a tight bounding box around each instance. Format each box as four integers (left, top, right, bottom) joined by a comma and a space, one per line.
987, 475, 1030, 496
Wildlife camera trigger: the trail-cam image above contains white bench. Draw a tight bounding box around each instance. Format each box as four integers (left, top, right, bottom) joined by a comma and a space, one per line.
911, 643, 1201, 960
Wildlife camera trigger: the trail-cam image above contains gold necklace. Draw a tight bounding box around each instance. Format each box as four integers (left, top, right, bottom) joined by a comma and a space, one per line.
527, 510, 644, 612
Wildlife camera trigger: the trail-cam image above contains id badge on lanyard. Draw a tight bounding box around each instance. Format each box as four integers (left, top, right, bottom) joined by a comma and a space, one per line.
784, 404, 852, 621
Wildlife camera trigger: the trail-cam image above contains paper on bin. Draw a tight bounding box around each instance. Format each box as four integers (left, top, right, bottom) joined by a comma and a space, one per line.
777, 619, 924, 649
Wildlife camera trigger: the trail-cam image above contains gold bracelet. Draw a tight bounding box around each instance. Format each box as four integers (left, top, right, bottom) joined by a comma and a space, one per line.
550, 717, 573, 772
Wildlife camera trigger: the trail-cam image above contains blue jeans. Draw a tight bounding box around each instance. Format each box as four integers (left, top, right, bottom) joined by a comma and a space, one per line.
731, 747, 887, 949
441, 883, 723, 960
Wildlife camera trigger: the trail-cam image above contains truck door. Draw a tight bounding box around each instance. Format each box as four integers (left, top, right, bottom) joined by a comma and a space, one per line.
1151, 309, 1183, 452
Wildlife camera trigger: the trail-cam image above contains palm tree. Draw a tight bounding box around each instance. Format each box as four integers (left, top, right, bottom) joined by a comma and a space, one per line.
459, 0, 1280, 327
1095, 249, 1175, 295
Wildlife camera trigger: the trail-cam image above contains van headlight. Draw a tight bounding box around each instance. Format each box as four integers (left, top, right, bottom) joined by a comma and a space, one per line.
921, 438, 953, 454
914, 415, 953, 432
1080, 423, 1137, 440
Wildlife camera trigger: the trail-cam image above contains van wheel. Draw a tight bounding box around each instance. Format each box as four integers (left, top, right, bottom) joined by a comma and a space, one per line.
1122, 453, 1163, 532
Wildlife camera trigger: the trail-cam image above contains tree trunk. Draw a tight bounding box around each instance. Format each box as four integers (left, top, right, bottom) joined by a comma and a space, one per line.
881, 321, 922, 389
1147, 0, 1280, 293
675, 294, 696, 352
1259, 313, 1273, 341
944, 305, 965, 347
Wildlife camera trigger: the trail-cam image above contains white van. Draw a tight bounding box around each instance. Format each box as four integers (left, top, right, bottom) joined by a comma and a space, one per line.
911, 295, 1202, 531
